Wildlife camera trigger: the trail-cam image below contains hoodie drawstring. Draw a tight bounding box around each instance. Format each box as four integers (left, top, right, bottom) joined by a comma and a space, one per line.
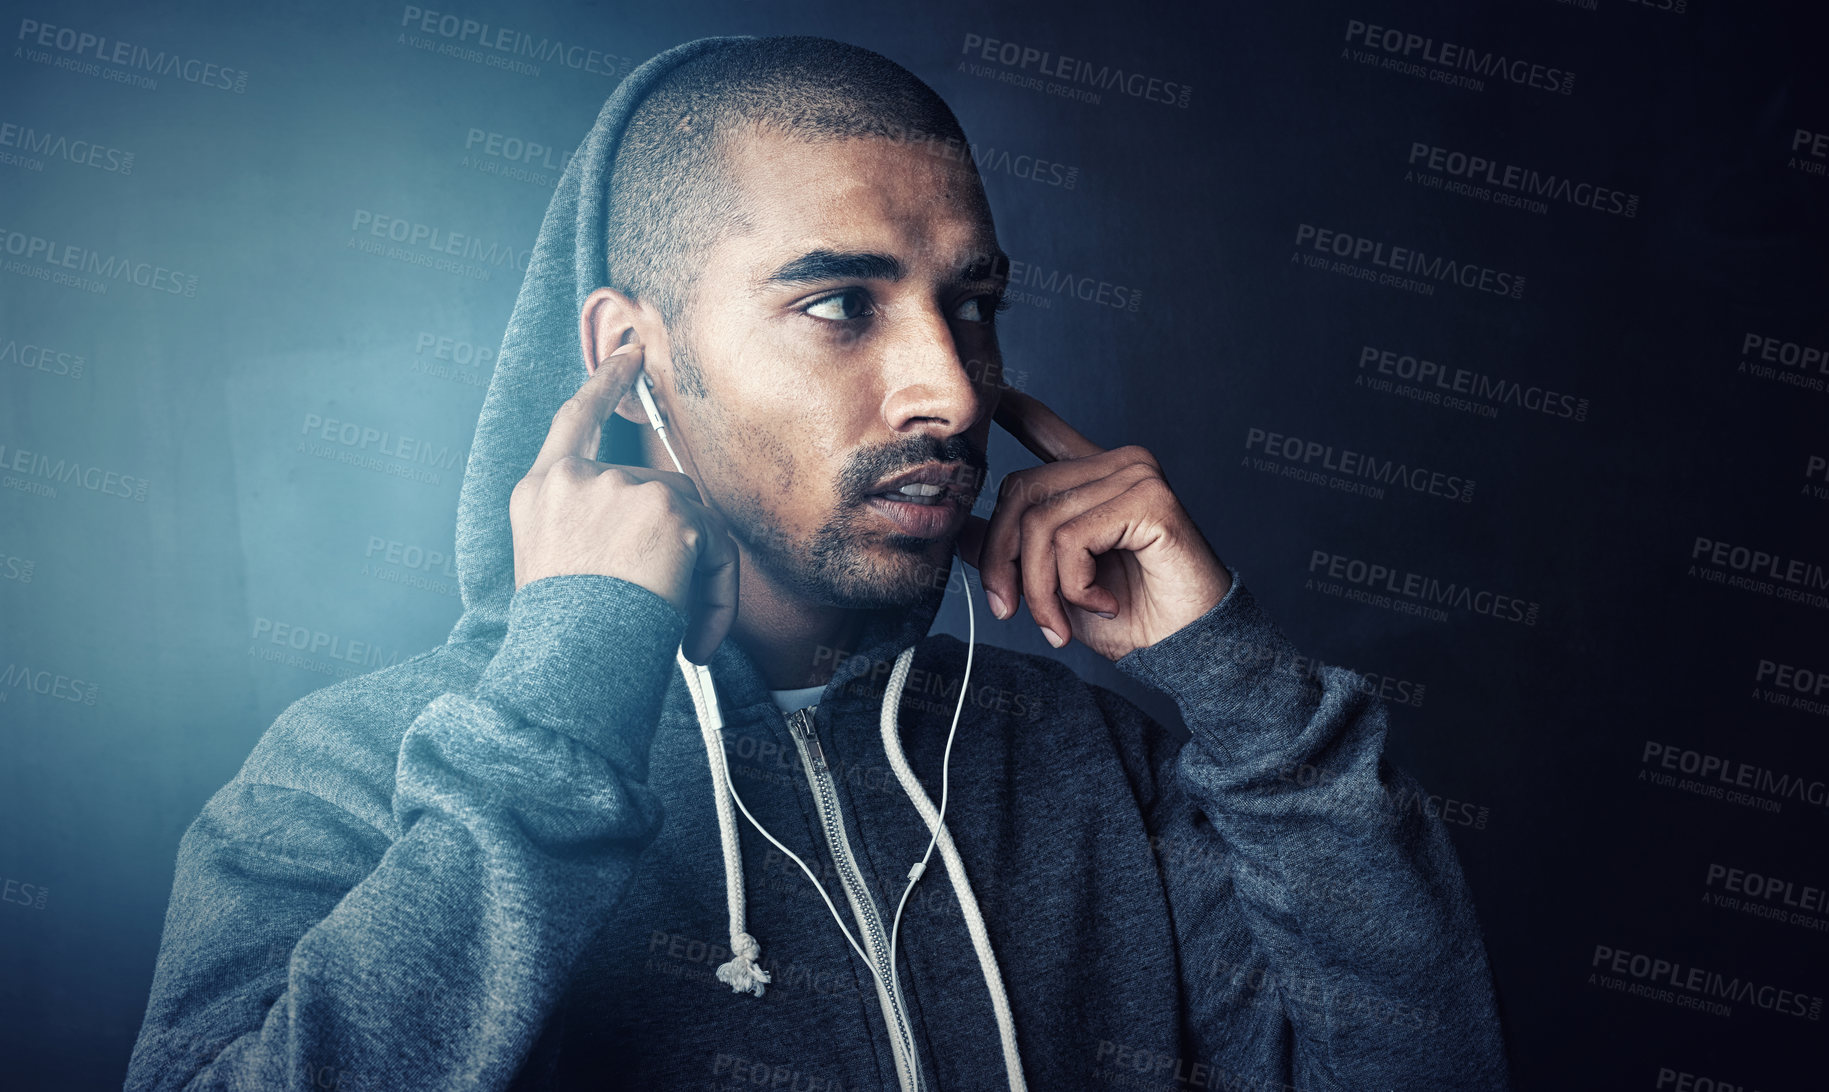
878, 646, 1028, 1092
676, 649, 772, 997
677, 643, 1028, 1092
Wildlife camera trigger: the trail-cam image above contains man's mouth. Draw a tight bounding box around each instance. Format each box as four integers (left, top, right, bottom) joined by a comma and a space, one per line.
863, 462, 977, 505
861, 462, 977, 538
876, 482, 948, 506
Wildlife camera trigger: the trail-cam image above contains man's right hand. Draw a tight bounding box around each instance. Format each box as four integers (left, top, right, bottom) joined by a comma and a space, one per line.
509, 342, 740, 664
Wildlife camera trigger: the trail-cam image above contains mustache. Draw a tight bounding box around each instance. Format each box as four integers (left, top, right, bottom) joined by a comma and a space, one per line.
836, 434, 988, 504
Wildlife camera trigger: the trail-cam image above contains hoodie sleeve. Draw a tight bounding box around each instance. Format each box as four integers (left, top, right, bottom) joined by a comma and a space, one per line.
124, 574, 686, 1092
1103, 572, 1510, 1091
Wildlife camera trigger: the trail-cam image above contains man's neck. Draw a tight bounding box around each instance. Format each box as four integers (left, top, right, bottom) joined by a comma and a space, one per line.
729, 585, 885, 689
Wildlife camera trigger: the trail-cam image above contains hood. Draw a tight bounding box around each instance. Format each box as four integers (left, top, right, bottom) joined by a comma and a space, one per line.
441, 35, 944, 712
434, 38, 1021, 1089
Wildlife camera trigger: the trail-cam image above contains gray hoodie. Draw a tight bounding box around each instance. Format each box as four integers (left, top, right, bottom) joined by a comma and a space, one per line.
124, 36, 1510, 1092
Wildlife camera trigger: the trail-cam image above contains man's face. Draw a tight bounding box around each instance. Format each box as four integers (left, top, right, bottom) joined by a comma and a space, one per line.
663, 127, 1008, 611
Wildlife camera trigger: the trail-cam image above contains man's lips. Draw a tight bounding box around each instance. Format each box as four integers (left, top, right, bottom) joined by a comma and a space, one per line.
864, 492, 966, 538
860, 461, 978, 539
864, 461, 980, 504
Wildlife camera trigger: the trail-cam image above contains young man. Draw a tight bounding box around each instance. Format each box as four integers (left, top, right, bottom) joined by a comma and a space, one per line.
126, 36, 1509, 1092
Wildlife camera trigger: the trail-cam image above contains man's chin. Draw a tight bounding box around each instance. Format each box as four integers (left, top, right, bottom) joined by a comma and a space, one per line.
818, 538, 960, 612
765, 504, 967, 611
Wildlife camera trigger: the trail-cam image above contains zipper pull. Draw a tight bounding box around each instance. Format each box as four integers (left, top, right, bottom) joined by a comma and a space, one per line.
790, 708, 827, 769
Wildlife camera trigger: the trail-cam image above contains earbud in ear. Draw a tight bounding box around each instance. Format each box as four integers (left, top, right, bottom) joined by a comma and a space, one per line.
634, 371, 689, 475
634, 371, 667, 432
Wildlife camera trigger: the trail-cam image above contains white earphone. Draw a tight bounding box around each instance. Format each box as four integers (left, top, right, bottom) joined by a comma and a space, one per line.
632, 362, 976, 1092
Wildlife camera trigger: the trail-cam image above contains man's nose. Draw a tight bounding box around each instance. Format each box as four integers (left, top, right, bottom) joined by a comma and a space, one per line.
878, 308, 986, 437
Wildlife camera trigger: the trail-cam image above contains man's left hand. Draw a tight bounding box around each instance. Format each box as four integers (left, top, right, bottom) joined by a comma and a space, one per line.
957, 387, 1233, 661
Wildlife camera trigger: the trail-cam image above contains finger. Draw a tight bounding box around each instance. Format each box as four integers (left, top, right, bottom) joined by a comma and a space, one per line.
974, 450, 1154, 620
1047, 476, 1156, 619
993, 386, 1105, 464
956, 515, 1007, 622
1052, 480, 1171, 624
972, 476, 1028, 620
564, 461, 703, 505
683, 508, 741, 665
530, 343, 643, 475
1016, 467, 1153, 644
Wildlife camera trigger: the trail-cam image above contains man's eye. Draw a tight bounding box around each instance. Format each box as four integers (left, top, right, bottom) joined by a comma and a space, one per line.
955, 293, 1009, 323
805, 290, 872, 321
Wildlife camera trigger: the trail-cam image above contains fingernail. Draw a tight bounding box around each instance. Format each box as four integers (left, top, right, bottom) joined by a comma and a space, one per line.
607, 342, 641, 358
986, 589, 1008, 619
1094, 610, 1116, 620
1040, 626, 1064, 648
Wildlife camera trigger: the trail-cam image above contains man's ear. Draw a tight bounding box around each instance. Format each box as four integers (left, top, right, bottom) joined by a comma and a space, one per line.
579, 285, 672, 426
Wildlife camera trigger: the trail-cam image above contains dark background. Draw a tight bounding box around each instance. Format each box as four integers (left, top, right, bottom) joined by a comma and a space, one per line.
3, 0, 1825, 1088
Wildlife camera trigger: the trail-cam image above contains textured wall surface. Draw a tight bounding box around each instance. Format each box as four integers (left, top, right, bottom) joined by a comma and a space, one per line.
2, 1, 1824, 1088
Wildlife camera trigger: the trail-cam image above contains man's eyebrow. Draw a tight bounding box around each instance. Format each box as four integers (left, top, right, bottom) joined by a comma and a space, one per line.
761, 250, 904, 287
758, 249, 1011, 288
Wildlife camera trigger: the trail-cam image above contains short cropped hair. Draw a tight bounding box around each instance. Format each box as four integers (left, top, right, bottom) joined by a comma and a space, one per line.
604, 36, 974, 395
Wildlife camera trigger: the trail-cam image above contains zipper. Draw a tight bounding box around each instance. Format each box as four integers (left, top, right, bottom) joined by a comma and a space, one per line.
786, 705, 923, 1092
